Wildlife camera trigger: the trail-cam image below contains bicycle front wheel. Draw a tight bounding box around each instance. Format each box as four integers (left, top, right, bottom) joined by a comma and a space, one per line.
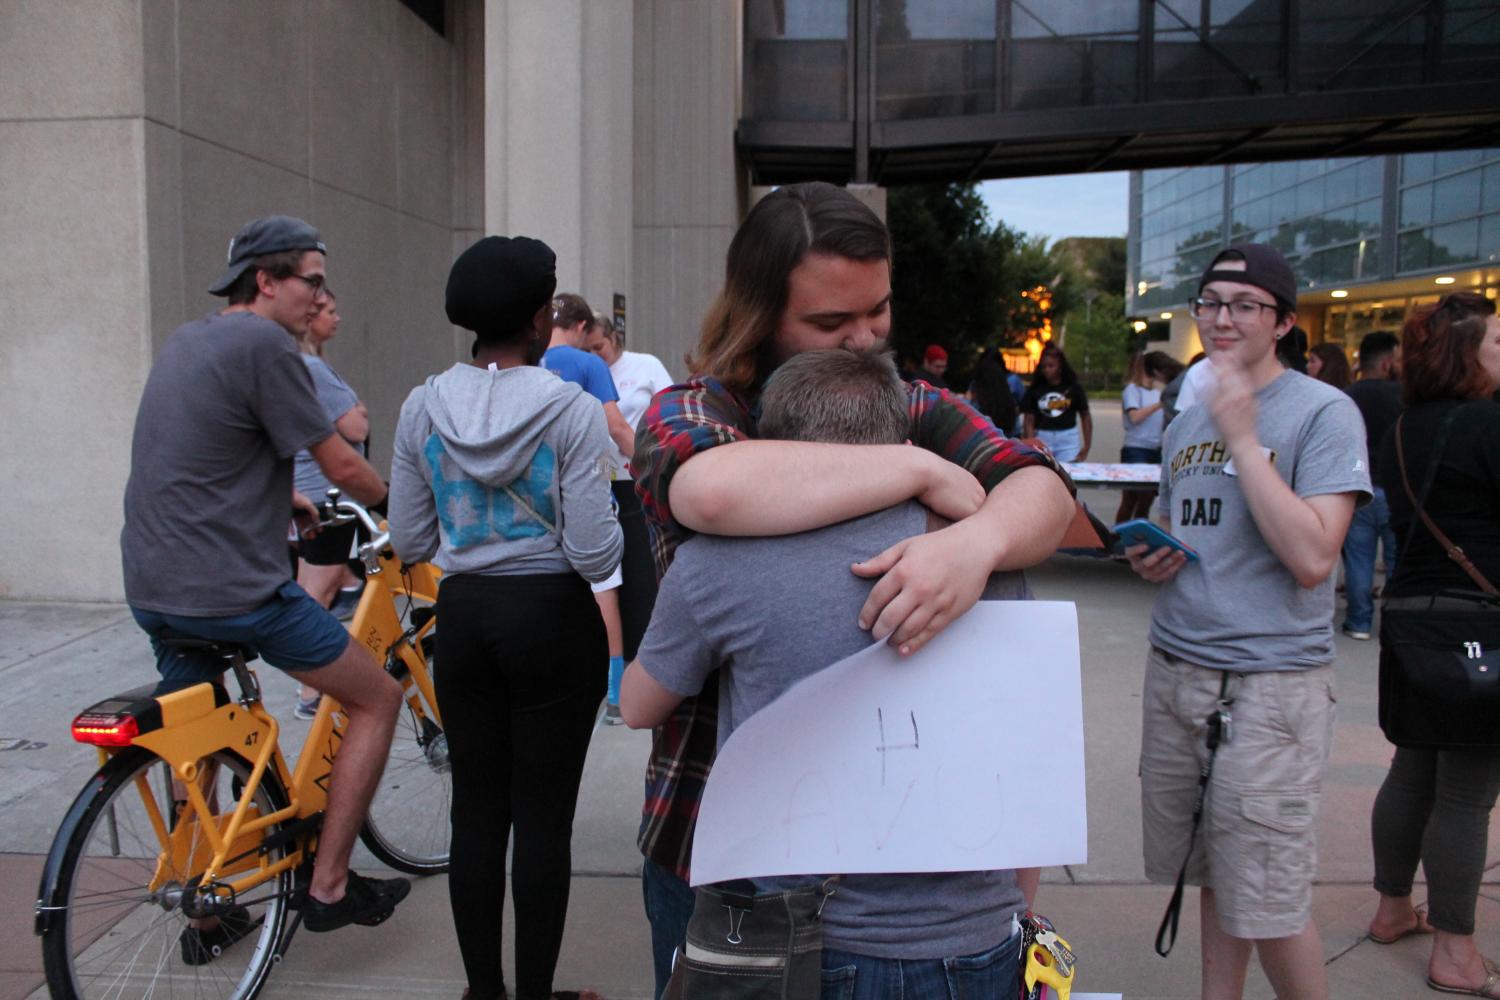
359, 638, 452, 874
39, 747, 292, 1000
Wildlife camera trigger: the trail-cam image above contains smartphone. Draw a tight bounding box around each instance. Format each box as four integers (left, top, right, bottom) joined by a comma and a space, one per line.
1112, 518, 1199, 561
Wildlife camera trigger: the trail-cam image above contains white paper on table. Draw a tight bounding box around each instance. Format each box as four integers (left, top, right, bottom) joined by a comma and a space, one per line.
690, 600, 1087, 886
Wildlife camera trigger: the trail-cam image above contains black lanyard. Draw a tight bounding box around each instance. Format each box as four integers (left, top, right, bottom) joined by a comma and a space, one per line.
1155, 669, 1235, 957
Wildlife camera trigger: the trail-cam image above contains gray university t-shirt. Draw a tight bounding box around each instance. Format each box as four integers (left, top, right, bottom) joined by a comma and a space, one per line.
640, 501, 1029, 960
122, 311, 332, 616
1150, 370, 1371, 670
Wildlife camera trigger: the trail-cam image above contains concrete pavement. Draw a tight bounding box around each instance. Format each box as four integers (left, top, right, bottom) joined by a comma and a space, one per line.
3, 403, 1496, 998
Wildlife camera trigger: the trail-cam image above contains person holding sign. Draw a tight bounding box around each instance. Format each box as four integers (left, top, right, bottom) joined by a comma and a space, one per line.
623, 347, 1033, 997
1125, 243, 1368, 1000
629, 182, 1075, 999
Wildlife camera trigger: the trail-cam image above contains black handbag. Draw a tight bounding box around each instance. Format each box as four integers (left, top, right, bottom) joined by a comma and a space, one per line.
662, 878, 837, 1000
1377, 409, 1500, 750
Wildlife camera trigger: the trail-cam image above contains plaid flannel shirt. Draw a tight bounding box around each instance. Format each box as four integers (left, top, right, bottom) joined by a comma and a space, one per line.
631, 374, 1073, 880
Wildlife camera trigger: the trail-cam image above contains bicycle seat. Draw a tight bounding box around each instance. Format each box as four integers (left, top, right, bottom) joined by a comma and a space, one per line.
155, 628, 258, 663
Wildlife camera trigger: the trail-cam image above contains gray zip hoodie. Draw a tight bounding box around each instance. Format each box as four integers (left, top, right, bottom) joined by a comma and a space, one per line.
389, 363, 622, 582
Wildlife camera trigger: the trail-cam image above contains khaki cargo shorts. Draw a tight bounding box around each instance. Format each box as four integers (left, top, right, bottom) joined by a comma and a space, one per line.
1139, 645, 1336, 939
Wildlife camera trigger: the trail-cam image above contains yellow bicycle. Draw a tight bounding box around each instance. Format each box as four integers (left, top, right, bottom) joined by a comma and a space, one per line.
35, 496, 448, 999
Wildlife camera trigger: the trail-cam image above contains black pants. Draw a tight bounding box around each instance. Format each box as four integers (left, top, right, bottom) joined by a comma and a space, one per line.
436, 572, 607, 1000
614, 480, 658, 662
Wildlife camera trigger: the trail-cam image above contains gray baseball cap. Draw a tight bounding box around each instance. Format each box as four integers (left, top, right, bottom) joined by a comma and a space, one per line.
208, 215, 328, 296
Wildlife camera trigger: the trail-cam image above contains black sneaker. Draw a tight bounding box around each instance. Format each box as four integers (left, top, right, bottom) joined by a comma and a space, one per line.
302, 871, 411, 932
179, 905, 261, 965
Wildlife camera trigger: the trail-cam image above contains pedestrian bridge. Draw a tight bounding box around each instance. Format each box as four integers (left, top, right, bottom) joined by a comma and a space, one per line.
739, 0, 1500, 185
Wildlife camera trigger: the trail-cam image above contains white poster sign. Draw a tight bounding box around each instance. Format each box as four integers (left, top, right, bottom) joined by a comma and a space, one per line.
690, 601, 1087, 886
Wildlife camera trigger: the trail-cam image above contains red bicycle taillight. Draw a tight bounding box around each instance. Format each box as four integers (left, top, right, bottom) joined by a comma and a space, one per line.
72, 714, 140, 747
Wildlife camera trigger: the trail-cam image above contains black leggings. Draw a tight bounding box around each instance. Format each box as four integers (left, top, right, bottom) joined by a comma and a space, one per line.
1371, 743, 1500, 934
436, 573, 607, 1000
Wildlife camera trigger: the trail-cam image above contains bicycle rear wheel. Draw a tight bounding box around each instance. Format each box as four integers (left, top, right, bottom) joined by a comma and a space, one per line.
359, 637, 452, 874
39, 747, 292, 1000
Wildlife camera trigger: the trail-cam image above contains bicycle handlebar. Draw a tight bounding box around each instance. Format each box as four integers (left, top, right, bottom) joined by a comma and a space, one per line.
315, 488, 392, 570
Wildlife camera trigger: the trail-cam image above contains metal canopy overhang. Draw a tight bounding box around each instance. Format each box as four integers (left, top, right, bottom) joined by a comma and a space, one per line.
738, 83, 1500, 186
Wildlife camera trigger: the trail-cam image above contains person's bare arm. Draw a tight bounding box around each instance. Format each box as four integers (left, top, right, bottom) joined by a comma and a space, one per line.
308, 433, 386, 506
619, 659, 685, 729
1125, 401, 1163, 425
667, 441, 986, 535
333, 401, 369, 444
602, 401, 637, 460
1017, 868, 1040, 909
852, 465, 1074, 654
1210, 362, 1357, 588
1076, 412, 1093, 462
1023, 414, 1036, 438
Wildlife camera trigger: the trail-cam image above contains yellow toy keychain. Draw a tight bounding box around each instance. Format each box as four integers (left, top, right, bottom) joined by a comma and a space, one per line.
1022, 913, 1077, 1000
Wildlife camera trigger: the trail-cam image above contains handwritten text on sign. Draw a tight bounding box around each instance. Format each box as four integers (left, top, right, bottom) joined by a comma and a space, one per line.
691, 601, 1087, 885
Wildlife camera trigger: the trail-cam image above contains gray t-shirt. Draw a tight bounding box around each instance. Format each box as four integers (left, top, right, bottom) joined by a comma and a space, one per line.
1149, 370, 1371, 671
122, 311, 332, 615
639, 501, 1028, 959
293, 354, 361, 499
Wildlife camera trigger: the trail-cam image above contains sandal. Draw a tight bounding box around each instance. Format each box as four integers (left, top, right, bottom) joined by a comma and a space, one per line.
1427, 970, 1500, 998
1369, 906, 1434, 945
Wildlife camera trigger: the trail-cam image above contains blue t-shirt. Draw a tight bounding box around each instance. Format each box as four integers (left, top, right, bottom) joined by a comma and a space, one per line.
542, 345, 619, 404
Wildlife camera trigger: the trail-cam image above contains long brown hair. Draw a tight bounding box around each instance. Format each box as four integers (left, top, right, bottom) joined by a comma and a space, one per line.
689, 182, 891, 393
1401, 291, 1496, 404
1307, 342, 1351, 389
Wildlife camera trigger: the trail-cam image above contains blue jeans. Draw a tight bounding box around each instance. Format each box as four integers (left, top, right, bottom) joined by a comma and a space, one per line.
820, 927, 1022, 1000
1341, 486, 1396, 632
642, 858, 695, 1000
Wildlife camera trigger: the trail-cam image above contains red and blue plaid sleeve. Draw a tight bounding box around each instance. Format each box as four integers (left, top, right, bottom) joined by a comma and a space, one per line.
633, 377, 754, 575
907, 379, 1076, 495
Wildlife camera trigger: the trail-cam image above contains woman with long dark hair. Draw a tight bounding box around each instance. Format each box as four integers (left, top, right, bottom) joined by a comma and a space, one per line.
1307, 342, 1352, 389
1021, 343, 1092, 462
968, 346, 1020, 435
389, 236, 619, 1000
1366, 292, 1500, 998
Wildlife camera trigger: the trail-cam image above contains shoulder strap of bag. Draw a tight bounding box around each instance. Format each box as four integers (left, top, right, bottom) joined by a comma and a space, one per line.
503, 483, 557, 534
1395, 407, 1498, 596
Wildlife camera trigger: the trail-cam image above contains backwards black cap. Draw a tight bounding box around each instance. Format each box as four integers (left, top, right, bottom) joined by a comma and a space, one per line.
445, 236, 557, 339
1198, 242, 1298, 313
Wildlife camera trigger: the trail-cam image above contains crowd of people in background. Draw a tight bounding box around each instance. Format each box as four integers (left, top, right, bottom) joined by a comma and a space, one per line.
115, 190, 1500, 1000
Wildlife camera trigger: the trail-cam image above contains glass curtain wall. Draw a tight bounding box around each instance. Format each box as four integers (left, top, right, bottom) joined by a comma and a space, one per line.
1132, 148, 1500, 317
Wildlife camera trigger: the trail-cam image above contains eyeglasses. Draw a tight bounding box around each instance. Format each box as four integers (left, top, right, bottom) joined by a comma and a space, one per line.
286, 272, 329, 297
1188, 297, 1278, 322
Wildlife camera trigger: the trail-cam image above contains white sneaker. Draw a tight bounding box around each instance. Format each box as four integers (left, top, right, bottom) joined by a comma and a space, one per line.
603, 704, 624, 726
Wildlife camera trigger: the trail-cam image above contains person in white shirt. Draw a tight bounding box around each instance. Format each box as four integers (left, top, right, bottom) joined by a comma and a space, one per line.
1115, 351, 1183, 523
585, 316, 676, 723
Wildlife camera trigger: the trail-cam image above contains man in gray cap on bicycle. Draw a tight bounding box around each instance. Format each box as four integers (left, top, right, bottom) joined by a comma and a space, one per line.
121, 215, 409, 956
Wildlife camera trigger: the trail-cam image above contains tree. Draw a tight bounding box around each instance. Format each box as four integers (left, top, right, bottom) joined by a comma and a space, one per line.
888, 184, 1063, 379
887, 183, 1007, 376
1061, 292, 1131, 376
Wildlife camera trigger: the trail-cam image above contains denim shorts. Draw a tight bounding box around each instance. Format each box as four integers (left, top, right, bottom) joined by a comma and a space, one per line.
131, 580, 351, 689
1120, 445, 1162, 464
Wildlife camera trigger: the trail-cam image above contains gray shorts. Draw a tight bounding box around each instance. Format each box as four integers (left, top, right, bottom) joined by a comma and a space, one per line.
1139, 646, 1335, 939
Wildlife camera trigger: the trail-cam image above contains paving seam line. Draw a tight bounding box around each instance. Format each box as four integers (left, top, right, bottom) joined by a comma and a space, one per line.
0, 614, 133, 675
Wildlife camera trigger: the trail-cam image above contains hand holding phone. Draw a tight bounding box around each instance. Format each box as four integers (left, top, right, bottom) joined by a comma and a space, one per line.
1112, 518, 1199, 562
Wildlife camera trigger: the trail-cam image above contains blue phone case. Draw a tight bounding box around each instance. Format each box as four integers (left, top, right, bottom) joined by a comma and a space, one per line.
1112, 519, 1199, 561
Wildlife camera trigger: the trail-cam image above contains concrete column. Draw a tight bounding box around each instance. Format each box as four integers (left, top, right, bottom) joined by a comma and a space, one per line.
631, 0, 745, 375
485, 0, 632, 318
0, 0, 151, 600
